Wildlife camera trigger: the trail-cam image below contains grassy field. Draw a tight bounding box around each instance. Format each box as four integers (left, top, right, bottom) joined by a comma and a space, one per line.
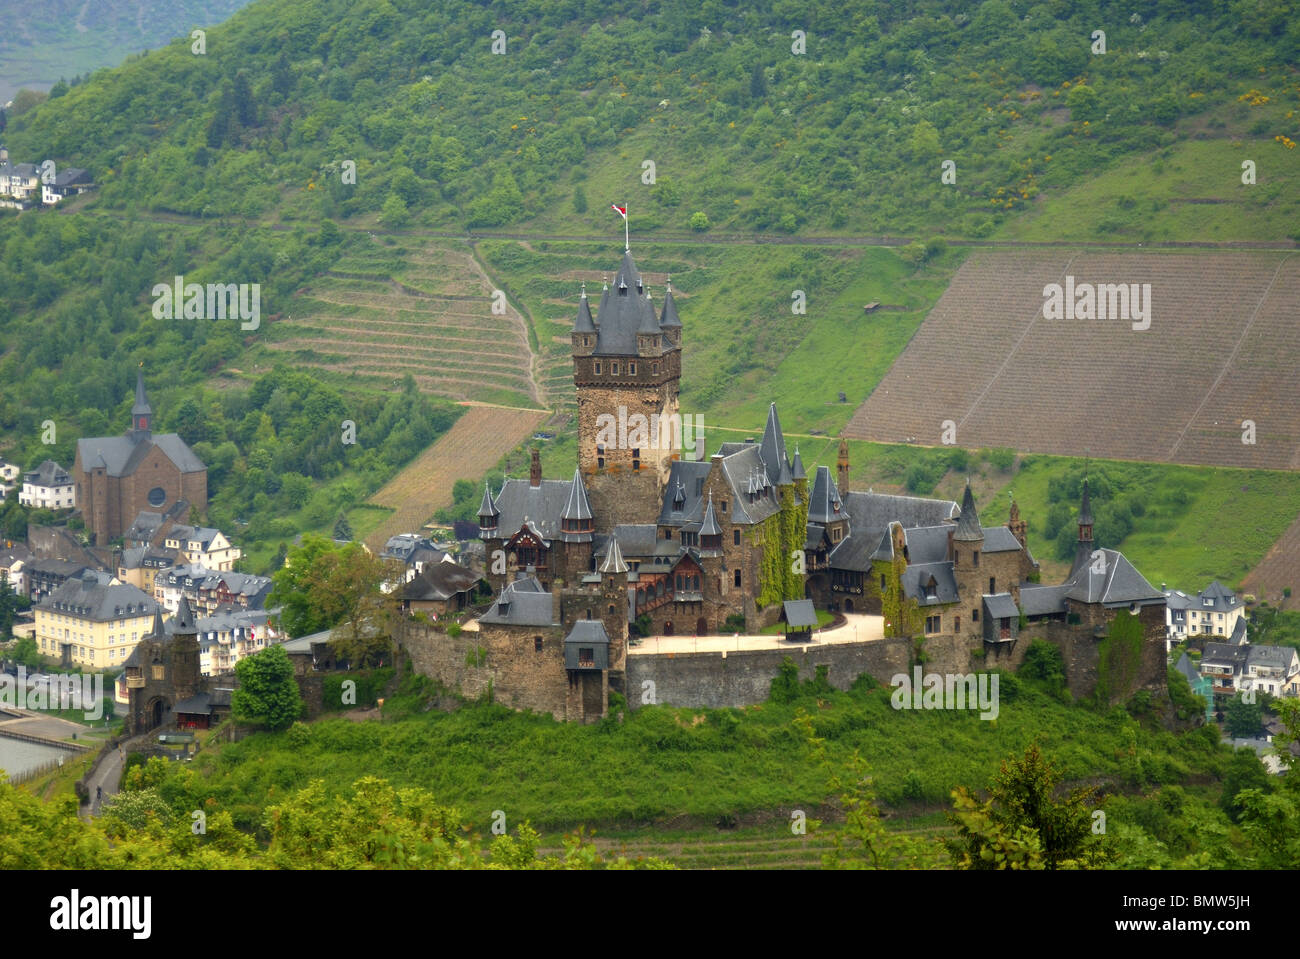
995, 135, 1300, 244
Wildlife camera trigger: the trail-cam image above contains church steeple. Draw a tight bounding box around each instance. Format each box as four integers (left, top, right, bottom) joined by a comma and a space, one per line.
130, 367, 153, 439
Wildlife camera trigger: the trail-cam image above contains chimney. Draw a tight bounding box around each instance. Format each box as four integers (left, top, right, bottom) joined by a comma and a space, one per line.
529, 447, 541, 487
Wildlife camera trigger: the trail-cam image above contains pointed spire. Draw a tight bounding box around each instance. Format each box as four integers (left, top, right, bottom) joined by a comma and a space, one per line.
759, 402, 792, 485
638, 290, 661, 334
660, 279, 681, 328
807, 466, 842, 524
149, 605, 165, 640
478, 481, 499, 530
791, 445, 806, 481
1078, 478, 1094, 530
700, 492, 722, 537
953, 480, 983, 541
573, 285, 596, 332
562, 468, 593, 522
131, 365, 152, 436
173, 595, 196, 633
600, 536, 628, 575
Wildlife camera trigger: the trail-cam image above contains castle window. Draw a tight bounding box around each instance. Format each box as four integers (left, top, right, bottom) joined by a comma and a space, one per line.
534, 637, 543, 652
586, 608, 591, 619
954, 550, 959, 567
152, 665, 165, 680
880, 574, 887, 592
734, 569, 742, 588
612, 363, 619, 375
955, 616, 961, 632
629, 362, 636, 375
693, 575, 700, 591
652, 363, 659, 374
925, 615, 941, 635
733, 529, 740, 546
608, 605, 615, 616
597, 444, 605, 469
633, 449, 641, 471
972, 608, 979, 623
989, 577, 996, 593
579, 647, 595, 666
973, 551, 980, 567
594, 362, 602, 374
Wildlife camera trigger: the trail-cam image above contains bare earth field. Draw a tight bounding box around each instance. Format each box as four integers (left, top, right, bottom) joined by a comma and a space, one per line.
844, 251, 1300, 470
1240, 508, 1300, 606
364, 403, 547, 549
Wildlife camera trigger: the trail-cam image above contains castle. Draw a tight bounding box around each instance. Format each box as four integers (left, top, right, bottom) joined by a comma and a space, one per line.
400, 248, 1169, 722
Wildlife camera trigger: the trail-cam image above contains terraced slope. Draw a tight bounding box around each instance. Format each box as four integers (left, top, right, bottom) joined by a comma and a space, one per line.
263, 239, 541, 407
845, 251, 1300, 470
1240, 508, 1300, 605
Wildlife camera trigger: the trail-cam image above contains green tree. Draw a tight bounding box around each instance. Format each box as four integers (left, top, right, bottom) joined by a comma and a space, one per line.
689, 211, 709, 231
947, 743, 1112, 870
380, 193, 410, 227
332, 512, 353, 541
231, 644, 303, 731
11, 637, 40, 667
1224, 693, 1263, 738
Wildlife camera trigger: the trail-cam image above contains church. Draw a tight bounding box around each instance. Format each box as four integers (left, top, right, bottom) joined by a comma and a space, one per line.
74, 370, 208, 546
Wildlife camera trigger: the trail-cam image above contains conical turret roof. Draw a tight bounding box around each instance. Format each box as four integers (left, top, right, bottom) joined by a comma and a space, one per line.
953, 480, 984, 542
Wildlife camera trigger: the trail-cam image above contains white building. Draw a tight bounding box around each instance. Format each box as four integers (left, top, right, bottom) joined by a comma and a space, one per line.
1163, 580, 1246, 652
19, 460, 76, 510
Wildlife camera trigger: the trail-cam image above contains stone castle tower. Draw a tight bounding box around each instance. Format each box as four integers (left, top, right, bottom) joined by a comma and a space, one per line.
571, 251, 681, 527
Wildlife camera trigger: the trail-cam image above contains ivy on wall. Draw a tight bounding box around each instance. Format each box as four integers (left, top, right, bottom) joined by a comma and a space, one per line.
1095, 609, 1144, 704
752, 482, 811, 609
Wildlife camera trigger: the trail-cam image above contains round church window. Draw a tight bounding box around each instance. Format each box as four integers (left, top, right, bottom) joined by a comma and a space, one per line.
148, 486, 167, 507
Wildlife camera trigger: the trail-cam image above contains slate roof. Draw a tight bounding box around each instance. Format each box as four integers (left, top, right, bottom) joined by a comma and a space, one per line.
1079, 479, 1094, 526
806, 466, 844, 525
490, 478, 572, 540
125, 510, 166, 543
381, 533, 443, 562
1174, 652, 1202, 687
872, 524, 952, 565
717, 446, 782, 525
561, 469, 593, 522
659, 284, 681, 328
52, 167, 90, 188
791, 446, 806, 481
1197, 580, 1241, 612
1164, 589, 1194, 611
23, 460, 72, 487
564, 620, 610, 645
1229, 617, 1247, 645
76, 433, 206, 477
700, 495, 722, 537
758, 403, 793, 486
403, 560, 480, 602
901, 563, 959, 606
600, 537, 628, 574
132, 369, 151, 418
980, 526, 1023, 553
824, 491, 960, 573
41, 572, 156, 621
478, 482, 499, 524
782, 599, 818, 628
1201, 642, 1248, 670
1020, 585, 1070, 616
1061, 548, 1166, 607
592, 251, 667, 356
658, 459, 712, 526
983, 592, 1019, 620
478, 576, 555, 626
1247, 645, 1300, 671
953, 482, 983, 541
572, 289, 596, 332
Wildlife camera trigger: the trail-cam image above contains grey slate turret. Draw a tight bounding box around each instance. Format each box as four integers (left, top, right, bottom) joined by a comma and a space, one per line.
478, 482, 499, 532
759, 402, 793, 485
791, 446, 806, 481
807, 466, 844, 525
173, 595, 197, 634
600, 536, 628, 574
573, 287, 596, 333
953, 481, 984, 542
132, 368, 152, 419
660, 280, 681, 328
700, 493, 722, 537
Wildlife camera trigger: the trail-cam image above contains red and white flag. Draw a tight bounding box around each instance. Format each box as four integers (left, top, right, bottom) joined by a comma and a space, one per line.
611, 204, 627, 219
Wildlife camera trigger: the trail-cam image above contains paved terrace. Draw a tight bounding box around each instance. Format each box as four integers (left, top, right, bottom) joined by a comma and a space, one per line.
629, 613, 885, 656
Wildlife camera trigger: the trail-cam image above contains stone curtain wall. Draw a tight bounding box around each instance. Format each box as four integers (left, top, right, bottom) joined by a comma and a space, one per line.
626, 634, 971, 711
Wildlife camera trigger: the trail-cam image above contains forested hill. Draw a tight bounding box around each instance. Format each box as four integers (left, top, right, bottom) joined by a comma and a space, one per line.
0, 0, 256, 102
3, 0, 1296, 237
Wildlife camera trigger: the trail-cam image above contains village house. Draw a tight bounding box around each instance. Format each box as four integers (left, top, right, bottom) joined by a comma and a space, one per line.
1200, 642, 1300, 698
19, 460, 76, 510
1163, 580, 1247, 650
154, 563, 272, 616
34, 569, 159, 669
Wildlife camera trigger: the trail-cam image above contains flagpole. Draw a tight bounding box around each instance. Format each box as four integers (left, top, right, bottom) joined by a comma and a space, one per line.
624, 201, 629, 252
